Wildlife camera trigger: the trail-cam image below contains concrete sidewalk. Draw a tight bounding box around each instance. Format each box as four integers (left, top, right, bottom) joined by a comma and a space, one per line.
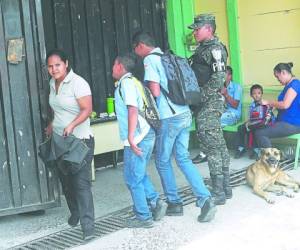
74, 175, 300, 250
1, 150, 300, 250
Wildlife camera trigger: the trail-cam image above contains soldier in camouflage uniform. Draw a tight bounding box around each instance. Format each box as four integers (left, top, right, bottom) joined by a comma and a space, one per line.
188, 14, 231, 205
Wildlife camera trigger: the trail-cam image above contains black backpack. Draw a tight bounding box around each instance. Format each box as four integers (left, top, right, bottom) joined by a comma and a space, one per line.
150, 51, 201, 106
118, 76, 161, 130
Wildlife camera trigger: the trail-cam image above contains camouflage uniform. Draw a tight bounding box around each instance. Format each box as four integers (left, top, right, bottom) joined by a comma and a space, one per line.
189, 14, 231, 204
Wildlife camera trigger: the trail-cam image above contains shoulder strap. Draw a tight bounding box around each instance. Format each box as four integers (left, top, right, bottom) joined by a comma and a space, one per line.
148, 52, 163, 57
144, 51, 176, 114
118, 81, 123, 100
118, 76, 147, 112
150, 52, 177, 114
131, 77, 148, 108
144, 51, 164, 60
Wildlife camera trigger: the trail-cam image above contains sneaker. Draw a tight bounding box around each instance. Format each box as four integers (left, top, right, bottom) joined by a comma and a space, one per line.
234, 148, 246, 159
125, 218, 154, 228
198, 198, 217, 223
152, 199, 167, 221
68, 215, 79, 227
192, 153, 207, 164
166, 202, 183, 216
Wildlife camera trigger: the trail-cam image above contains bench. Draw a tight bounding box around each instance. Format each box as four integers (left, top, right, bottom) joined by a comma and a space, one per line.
284, 133, 300, 170
190, 118, 300, 169
222, 124, 300, 169
222, 122, 300, 169
222, 121, 244, 132
190, 119, 245, 132
190, 119, 196, 131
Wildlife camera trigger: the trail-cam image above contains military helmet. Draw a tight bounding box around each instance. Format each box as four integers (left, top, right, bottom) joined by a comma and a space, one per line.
188, 14, 216, 29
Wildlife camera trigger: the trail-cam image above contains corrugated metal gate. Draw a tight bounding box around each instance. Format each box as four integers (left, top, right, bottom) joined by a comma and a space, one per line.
41, 0, 168, 114
0, 0, 59, 216
0, 0, 168, 216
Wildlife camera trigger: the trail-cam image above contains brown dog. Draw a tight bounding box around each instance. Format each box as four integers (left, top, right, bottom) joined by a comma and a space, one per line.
246, 148, 300, 204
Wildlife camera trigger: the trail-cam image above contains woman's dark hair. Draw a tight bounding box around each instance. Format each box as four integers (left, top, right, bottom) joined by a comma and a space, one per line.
46, 49, 68, 64
273, 62, 294, 74
250, 84, 263, 95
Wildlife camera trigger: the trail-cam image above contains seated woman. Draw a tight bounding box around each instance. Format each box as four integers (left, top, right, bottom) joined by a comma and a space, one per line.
255, 62, 300, 148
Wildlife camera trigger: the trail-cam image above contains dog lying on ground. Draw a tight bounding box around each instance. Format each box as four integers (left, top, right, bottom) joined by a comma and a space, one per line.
246, 148, 300, 204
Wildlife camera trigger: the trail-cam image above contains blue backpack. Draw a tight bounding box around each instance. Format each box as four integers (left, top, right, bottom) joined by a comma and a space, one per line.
150, 51, 201, 106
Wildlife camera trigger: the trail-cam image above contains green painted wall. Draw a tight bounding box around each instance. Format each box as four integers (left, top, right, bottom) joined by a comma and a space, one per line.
166, 0, 194, 57
226, 0, 242, 85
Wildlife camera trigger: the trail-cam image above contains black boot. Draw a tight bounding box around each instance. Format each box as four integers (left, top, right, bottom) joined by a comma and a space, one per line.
222, 167, 232, 199
210, 174, 226, 205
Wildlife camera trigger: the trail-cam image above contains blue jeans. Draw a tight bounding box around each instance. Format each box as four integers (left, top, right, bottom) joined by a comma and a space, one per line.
221, 110, 239, 127
123, 129, 159, 220
155, 111, 211, 208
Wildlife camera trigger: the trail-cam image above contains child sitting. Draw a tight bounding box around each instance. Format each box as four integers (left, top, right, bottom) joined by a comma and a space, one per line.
234, 84, 275, 159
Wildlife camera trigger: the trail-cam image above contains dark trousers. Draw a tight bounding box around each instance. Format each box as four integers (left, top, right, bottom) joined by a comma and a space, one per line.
255, 121, 300, 148
57, 136, 95, 233
236, 123, 248, 148
236, 123, 259, 149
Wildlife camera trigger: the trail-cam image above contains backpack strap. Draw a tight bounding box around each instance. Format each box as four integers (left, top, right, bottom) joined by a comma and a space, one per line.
118, 76, 147, 112
144, 51, 176, 114
131, 77, 148, 110
147, 52, 163, 57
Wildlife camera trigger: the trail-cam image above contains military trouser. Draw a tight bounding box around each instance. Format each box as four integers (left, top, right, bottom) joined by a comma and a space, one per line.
196, 109, 231, 203
196, 110, 230, 176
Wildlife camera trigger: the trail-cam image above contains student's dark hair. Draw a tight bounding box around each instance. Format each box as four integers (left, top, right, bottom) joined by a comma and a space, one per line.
132, 31, 156, 48
250, 84, 263, 95
273, 62, 294, 75
226, 66, 233, 75
46, 49, 68, 64
116, 53, 136, 73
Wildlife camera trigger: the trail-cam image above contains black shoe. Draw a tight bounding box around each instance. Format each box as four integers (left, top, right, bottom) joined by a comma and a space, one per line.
125, 218, 154, 228
198, 198, 217, 223
83, 228, 95, 241
68, 215, 79, 227
192, 154, 207, 164
152, 199, 167, 221
166, 202, 183, 216
234, 148, 246, 159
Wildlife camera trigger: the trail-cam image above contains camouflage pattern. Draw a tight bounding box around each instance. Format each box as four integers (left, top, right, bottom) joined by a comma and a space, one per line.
188, 14, 216, 29
191, 37, 227, 112
196, 111, 230, 175
191, 33, 230, 175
